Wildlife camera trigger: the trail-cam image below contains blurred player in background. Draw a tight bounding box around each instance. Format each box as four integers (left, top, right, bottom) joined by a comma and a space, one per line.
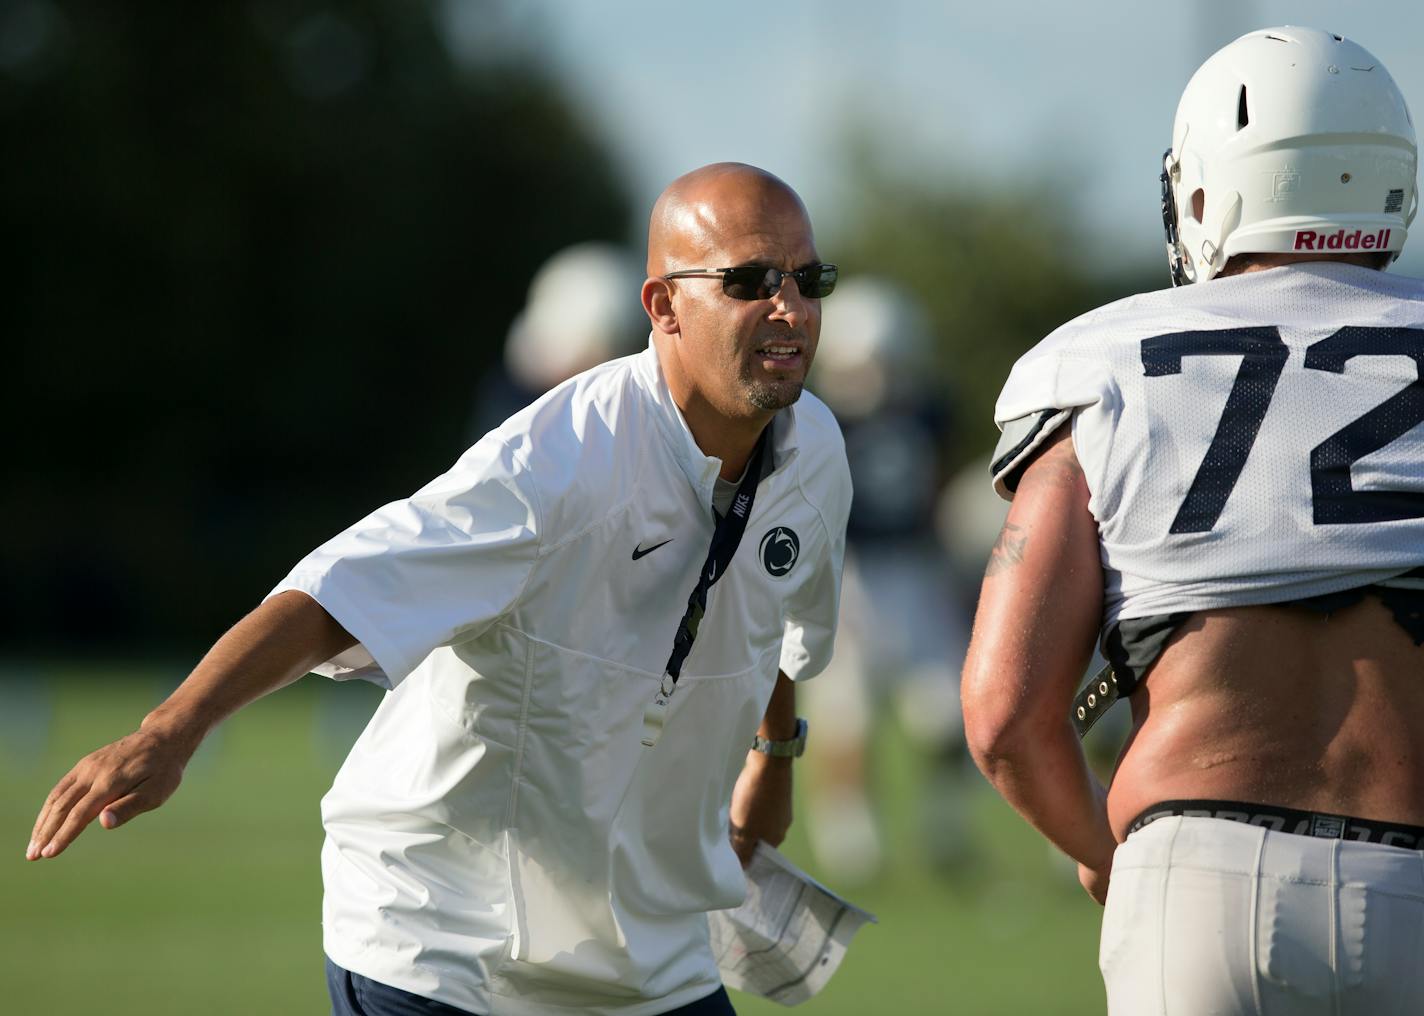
469, 242, 646, 438
963, 27, 1424, 1013
802, 277, 970, 883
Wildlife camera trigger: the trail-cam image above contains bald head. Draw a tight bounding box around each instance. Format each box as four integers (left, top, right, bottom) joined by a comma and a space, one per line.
647, 163, 813, 276
639, 163, 823, 459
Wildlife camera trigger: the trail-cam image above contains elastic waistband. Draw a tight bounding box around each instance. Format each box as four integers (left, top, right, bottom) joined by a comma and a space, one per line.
1128, 799, 1424, 850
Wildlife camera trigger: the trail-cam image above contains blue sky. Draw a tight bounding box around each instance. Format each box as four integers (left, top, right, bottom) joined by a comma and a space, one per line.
445, 1, 1424, 279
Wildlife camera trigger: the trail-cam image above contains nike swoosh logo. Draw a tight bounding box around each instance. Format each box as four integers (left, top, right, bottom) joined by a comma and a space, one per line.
632, 539, 673, 561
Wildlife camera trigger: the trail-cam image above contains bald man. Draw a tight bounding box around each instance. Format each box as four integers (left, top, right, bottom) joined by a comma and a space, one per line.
28, 164, 852, 1016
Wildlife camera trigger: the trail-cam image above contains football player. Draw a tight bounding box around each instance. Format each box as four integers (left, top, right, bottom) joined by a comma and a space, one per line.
962, 27, 1424, 1013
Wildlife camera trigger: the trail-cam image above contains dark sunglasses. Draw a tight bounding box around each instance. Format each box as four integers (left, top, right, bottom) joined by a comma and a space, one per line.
663, 263, 838, 301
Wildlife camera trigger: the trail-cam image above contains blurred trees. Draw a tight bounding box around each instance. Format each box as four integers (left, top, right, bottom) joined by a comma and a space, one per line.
829, 152, 1160, 471
0, 1, 629, 655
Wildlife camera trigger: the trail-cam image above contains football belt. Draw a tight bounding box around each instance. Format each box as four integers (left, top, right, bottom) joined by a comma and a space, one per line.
1072, 663, 1119, 739
1128, 800, 1424, 849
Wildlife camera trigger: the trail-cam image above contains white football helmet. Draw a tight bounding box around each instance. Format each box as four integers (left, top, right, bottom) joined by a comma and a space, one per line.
1163, 26, 1418, 285
504, 243, 644, 390
809, 276, 933, 419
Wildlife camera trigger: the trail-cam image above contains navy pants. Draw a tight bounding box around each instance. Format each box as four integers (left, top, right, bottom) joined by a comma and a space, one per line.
326, 959, 737, 1015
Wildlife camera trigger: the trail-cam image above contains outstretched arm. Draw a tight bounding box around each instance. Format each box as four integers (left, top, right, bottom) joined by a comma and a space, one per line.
728, 669, 797, 867
960, 426, 1117, 902
27, 590, 354, 861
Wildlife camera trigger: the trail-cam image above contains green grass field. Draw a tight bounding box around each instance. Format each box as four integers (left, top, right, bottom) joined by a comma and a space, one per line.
0, 667, 1105, 1015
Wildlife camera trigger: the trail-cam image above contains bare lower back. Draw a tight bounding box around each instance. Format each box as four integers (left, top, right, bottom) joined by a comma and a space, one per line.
1106, 595, 1424, 841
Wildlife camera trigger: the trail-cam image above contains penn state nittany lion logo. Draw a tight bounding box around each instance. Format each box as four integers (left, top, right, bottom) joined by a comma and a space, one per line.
759, 527, 799, 577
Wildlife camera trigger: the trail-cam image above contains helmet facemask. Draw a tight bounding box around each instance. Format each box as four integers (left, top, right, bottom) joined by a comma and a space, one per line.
1160, 147, 1189, 287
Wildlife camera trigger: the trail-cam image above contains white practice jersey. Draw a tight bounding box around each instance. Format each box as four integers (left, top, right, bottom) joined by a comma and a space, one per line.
992, 263, 1424, 629
272, 342, 849, 1016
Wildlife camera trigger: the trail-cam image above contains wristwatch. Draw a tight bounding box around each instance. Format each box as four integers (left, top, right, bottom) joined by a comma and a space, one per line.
750, 717, 808, 758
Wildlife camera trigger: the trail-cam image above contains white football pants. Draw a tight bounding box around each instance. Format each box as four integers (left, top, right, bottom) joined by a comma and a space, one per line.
1100, 815, 1424, 1015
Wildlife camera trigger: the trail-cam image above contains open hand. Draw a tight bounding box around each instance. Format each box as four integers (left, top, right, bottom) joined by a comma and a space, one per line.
27, 725, 195, 860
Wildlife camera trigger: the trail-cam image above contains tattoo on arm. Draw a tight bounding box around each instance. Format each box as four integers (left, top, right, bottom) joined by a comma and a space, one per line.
986, 522, 1028, 576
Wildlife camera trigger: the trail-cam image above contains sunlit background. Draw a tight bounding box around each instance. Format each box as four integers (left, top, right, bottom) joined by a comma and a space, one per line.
5, 3, 1423, 1013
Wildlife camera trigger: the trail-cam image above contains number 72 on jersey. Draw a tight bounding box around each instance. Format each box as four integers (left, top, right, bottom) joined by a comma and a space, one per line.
1142, 326, 1424, 533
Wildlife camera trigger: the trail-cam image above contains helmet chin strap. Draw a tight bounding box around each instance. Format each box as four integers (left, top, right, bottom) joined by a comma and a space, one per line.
1199, 191, 1243, 280
1394, 191, 1421, 266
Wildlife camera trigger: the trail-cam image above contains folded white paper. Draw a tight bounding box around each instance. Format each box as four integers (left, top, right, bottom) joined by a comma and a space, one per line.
709, 843, 878, 1006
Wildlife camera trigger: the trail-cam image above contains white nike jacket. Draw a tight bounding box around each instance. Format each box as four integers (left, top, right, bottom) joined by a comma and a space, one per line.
271, 341, 850, 1015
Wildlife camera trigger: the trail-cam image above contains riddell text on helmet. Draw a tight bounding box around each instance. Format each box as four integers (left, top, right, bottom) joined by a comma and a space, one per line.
1293, 228, 1392, 250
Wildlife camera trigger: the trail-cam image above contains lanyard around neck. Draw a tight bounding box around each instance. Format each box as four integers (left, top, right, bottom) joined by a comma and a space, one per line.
640, 427, 771, 748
